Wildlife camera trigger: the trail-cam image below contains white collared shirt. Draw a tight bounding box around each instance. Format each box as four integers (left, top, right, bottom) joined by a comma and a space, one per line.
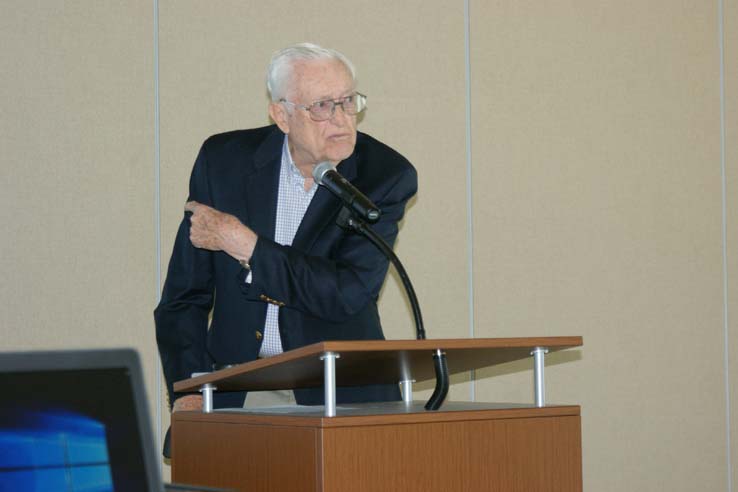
258, 136, 318, 357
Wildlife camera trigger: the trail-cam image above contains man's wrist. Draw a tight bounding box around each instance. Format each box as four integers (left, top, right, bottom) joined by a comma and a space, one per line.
224, 218, 257, 264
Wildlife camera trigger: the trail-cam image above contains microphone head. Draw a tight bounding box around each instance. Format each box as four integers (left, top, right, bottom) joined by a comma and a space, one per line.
312, 161, 334, 184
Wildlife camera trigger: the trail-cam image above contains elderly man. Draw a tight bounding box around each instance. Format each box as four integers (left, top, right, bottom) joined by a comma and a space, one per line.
155, 43, 417, 418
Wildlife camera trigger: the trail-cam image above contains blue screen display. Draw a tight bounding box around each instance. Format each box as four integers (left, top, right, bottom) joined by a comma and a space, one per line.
0, 411, 113, 492
0, 368, 150, 492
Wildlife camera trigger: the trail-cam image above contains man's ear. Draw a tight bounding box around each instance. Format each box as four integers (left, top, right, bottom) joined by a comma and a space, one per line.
269, 102, 290, 134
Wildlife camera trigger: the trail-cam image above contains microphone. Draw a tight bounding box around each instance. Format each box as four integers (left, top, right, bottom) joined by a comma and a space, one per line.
312, 162, 381, 223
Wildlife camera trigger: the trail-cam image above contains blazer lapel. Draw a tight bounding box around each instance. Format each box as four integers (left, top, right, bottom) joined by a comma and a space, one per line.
240, 128, 283, 240
292, 153, 358, 252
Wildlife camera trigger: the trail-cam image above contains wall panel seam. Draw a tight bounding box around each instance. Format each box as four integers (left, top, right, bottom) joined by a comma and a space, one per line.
465, 0, 475, 401
153, 0, 163, 474
719, 0, 731, 490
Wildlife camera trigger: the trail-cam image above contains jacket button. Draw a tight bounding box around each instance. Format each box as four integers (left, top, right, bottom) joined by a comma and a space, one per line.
255, 330, 263, 340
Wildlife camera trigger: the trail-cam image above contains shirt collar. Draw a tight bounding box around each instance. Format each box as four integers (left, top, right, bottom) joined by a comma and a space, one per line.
282, 136, 305, 180
282, 135, 316, 190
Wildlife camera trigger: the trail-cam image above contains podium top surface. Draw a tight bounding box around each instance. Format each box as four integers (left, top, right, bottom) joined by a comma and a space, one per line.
173, 336, 582, 393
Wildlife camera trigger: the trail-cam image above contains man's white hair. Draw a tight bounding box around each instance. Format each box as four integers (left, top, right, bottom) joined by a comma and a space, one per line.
266, 42, 356, 102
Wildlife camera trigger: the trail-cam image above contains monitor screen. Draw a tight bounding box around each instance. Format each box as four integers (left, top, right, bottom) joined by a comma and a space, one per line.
0, 368, 150, 492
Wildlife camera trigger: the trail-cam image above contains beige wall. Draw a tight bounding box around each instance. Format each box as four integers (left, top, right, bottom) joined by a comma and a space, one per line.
2, 1, 736, 490
471, 2, 729, 489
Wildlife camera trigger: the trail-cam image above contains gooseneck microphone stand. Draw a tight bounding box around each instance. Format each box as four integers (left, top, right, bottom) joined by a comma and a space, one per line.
336, 208, 449, 410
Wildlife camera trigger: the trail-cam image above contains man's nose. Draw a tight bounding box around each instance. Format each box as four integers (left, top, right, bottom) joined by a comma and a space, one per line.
329, 103, 351, 124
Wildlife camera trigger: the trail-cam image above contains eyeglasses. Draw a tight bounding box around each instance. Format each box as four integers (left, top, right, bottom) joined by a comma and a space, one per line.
280, 92, 367, 121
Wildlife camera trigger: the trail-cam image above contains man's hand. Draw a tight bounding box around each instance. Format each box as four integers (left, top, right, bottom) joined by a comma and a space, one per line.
172, 394, 203, 412
185, 201, 257, 263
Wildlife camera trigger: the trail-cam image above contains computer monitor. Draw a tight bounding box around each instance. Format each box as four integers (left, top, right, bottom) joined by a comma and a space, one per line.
0, 348, 164, 492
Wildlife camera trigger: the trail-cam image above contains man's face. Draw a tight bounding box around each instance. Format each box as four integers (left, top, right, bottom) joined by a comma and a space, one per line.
269, 59, 357, 171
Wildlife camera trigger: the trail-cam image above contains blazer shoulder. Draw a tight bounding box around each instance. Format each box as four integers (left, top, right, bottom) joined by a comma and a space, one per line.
355, 132, 417, 183
201, 125, 278, 155
194, 125, 283, 181
355, 132, 416, 174
351, 132, 417, 203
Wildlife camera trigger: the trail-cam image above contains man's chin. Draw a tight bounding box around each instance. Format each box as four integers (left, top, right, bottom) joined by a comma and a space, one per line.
326, 145, 356, 164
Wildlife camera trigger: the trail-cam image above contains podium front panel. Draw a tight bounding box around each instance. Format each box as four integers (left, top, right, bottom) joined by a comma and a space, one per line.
172, 404, 582, 492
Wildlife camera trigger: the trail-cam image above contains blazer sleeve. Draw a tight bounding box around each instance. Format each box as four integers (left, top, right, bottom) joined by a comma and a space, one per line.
154, 143, 215, 406
243, 162, 417, 323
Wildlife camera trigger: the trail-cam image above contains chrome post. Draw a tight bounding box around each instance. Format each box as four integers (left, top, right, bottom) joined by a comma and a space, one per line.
320, 352, 340, 417
399, 380, 414, 404
531, 347, 549, 407
199, 383, 216, 413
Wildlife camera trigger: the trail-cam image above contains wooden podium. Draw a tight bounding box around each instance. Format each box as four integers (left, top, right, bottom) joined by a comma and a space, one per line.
171, 337, 583, 492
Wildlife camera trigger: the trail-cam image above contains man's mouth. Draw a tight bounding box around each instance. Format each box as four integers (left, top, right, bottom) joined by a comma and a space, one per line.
327, 133, 352, 141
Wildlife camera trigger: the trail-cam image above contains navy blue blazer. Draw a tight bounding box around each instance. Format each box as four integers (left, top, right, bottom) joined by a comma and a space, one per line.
155, 125, 417, 407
